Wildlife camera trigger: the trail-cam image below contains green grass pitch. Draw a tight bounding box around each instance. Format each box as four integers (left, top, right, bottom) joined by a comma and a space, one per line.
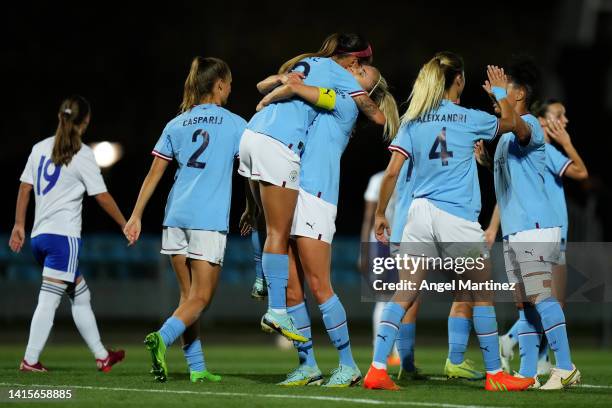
1, 344, 611, 407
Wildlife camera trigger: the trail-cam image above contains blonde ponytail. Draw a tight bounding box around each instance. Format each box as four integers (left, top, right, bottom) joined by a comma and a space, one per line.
369, 73, 400, 141
401, 52, 464, 125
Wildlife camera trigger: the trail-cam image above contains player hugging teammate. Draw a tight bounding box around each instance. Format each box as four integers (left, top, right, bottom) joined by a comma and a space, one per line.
10, 34, 585, 394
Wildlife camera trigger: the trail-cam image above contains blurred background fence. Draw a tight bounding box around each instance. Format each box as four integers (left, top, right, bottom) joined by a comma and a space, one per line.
1, 234, 610, 347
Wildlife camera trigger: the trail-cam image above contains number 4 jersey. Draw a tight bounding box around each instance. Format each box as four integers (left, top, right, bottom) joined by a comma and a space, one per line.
20, 137, 108, 238
388, 100, 499, 222
152, 104, 247, 232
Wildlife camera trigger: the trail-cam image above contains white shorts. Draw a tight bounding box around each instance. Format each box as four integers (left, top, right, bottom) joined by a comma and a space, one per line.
400, 198, 489, 261
161, 227, 227, 265
290, 189, 337, 244
237, 129, 301, 190
503, 227, 561, 283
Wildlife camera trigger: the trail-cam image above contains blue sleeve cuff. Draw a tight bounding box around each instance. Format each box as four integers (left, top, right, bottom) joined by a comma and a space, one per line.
492, 86, 507, 101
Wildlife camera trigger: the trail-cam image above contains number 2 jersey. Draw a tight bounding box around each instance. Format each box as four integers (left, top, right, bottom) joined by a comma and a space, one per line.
389, 100, 499, 222
152, 104, 247, 232
247, 57, 366, 151
20, 137, 108, 238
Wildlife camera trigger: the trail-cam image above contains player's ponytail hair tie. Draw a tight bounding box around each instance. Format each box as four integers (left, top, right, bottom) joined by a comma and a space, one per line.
52, 95, 90, 166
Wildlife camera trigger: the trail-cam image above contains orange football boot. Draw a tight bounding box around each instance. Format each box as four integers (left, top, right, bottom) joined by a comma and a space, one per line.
363, 365, 401, 391
485, 371, 535, 391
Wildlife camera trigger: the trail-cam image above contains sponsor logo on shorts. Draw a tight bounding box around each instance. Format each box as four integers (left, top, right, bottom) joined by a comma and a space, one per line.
289, 170, 298, 182
306, 222, 316, 230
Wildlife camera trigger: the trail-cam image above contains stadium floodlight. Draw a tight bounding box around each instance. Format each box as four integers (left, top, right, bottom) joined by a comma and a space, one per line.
92, 141, 123, 168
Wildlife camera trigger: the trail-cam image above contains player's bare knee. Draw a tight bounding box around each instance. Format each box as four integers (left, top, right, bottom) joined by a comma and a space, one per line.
312, 287, 334, 305
307, 277, 332, 303
450, 301, 472, 318
190, 292, 212, 309
178, 290, 189, 303
264, 231, 289, 253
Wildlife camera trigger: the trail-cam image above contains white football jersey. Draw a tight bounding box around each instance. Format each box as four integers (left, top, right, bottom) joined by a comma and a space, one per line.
363, 171, 396, 241
20, 136, 107, 238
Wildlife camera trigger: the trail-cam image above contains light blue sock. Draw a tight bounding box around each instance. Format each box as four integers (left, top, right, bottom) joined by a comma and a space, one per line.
448, 316, 471, 365
320, 294, 356, 368
182, 339, 205, 372
397, 323, 416, 371
507, 319, 520, 346
373, 302, 404, 368
536, 298, 573, 370
252, 231, 264, 281
518, 307, 541, 378
158, 316, 186, 347
262, 253, 288, 311
287, 302, 317, 368
473, 306, 501, 373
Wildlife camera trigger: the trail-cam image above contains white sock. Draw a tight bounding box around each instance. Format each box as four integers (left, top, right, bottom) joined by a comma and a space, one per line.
372, 361, 387, 370
271, 308, 287, 315
24, 280, 67, 365
69, 280, 108, 360
487, 368, 502, 375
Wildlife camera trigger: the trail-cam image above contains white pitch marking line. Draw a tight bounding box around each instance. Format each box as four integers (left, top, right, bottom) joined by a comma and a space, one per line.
429, 376, 612, 389
0, 382, 508, 408
577, 384, 612, 389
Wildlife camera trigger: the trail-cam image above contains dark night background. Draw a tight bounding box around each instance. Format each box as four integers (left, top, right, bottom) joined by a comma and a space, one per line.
2, 0, 611, 240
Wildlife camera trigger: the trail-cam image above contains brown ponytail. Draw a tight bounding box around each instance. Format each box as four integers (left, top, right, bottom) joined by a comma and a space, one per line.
52, 95, 90, 166
180, 57, 231, 113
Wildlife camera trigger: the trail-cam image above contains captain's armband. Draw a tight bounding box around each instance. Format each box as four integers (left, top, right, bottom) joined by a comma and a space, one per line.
315, 88, 336, 110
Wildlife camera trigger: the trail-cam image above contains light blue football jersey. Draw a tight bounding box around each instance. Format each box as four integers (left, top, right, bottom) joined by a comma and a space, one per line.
389, 100, 499, 222
390, 159, 415, 243
299, 91, 358, 206
544, 143, 572, 245
152, 104, 247, 232
247, 57, 366, 153
493, 114, 560, 236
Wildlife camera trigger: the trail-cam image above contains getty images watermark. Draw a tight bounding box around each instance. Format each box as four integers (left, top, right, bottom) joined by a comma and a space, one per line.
359, 242, 612, 303
371, 253, 515, 293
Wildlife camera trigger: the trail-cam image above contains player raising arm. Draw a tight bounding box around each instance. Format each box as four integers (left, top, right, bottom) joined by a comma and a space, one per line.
484, 98, 588, 376
10, 95, 126, 373
488, 58, 581, 390
123, 57, 246, 383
